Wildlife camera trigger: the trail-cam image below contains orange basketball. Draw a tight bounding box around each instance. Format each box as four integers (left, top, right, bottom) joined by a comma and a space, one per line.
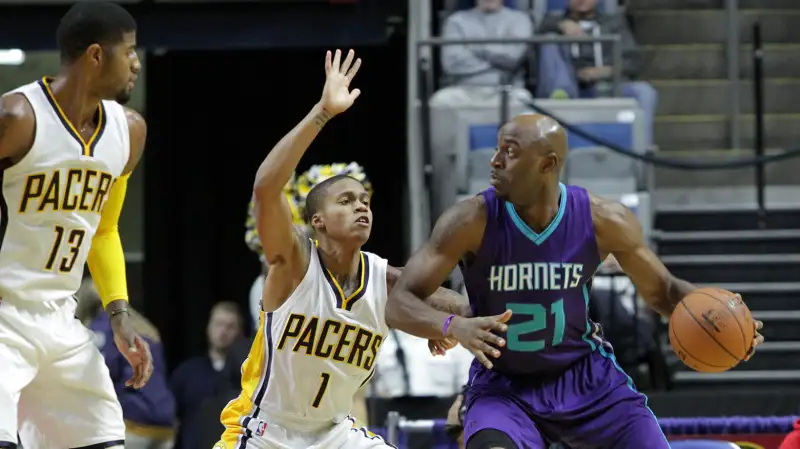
668, 287, 755, 373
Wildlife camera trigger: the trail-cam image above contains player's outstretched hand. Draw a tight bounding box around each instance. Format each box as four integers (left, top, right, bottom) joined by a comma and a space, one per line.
743, 294, 765, 361
111, 311, 154, 389
429, 337, 458, 356
448, 310, 512, 369
320, 49, 362, 116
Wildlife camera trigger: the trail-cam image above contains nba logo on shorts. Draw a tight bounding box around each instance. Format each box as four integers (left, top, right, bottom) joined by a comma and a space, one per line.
256, 421, 268, 436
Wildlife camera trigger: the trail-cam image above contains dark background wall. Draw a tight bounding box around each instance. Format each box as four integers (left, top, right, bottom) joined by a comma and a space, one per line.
143, 42, 408, 368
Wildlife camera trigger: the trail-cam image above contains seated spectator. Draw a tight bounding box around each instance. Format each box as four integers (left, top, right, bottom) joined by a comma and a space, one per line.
432, 0, 534, 107
370, 330, 473, 449
537, 0, 657, 149
443, 391, 466, 449
75, 278, 176, 449
170, 301, 243, 449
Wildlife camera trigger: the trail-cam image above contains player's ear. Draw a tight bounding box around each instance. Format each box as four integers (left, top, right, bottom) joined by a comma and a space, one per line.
85, 43, 104, 68
311, 213, 325, 232
541, 152, 559, 174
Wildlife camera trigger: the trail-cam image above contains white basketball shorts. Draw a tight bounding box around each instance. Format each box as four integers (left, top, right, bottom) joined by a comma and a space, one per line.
216, 415, 396, 449
0, 296, 125, 448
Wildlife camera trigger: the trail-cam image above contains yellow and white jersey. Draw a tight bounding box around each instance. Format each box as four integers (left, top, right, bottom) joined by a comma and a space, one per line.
0, 78, 129, 303
222, 242, 389, 433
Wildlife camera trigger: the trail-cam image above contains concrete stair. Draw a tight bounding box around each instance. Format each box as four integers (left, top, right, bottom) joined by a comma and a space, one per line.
629, 1, 800, 158
652, 209, 800, 391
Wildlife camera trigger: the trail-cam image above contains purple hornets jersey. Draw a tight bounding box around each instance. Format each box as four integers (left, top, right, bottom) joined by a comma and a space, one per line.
461, 183, 603, 376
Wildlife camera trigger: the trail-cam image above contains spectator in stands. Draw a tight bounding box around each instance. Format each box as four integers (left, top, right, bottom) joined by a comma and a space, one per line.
537, 0, 657, 149
170, 301, 243, 449
780, 419, 800, 449
432, 0, 535, 107
370, 330, 473, 449
75, 278, 176, 449
443, 391, 569, 449
443, 389, 466, 449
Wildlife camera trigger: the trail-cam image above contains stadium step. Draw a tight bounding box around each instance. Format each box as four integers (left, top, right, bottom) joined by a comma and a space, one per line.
647, 387, 800, 416
653, 113, 800, 152
662, 254, 800, 283
653, 79, 800, 115
631, 0, 799, 9
667, 341, 800, 371
654, 208, 800, 231
639, 44, 800, 80
650, 149, 800, 189
752, 311, 800, 341
632, 10, 800, 45
699, 282, 800, 312
653, 229, 800, 255
672, 369, 800, 388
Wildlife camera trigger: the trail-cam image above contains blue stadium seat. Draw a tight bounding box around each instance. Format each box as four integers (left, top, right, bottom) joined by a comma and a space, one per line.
546, 0, 569, 10
668, 441, 740, 449
540, 0, 613, 13
468, 121, 633, 152
456, 0, 518, 10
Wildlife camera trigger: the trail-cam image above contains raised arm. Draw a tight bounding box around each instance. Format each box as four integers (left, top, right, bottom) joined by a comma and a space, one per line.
256, 49, 362, 311
591, 194, 763, 356
388, 196, 510, 369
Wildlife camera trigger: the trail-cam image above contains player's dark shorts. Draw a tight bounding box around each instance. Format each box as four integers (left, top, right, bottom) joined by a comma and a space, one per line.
463, 348, 670, 449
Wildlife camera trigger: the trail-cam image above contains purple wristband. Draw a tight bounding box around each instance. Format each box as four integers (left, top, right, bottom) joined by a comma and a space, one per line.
442, 314, 456, 337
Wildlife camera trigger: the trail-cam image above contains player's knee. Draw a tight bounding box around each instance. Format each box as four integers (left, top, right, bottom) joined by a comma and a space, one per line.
466, 429, 518, 449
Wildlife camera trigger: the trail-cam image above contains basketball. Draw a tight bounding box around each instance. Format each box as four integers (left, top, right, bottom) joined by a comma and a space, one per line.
668, 287, 755, 373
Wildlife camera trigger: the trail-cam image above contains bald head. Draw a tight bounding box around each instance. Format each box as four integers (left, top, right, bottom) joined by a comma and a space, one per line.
490, 113, 567, 202
502, 113, 567, 163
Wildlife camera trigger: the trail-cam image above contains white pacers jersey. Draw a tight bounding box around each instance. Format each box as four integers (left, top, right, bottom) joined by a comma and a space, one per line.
223, 243, 388, 432
0, 78, 129, 303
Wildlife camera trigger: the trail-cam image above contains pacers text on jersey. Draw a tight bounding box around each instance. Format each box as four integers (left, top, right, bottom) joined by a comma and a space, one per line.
18, 168, 115, 214
276, 313, 384, 372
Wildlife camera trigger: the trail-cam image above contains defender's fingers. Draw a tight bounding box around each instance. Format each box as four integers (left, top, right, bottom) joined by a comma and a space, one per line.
340, 49, 355, 75
332, 49, 342, 71
346, 58, 362, 82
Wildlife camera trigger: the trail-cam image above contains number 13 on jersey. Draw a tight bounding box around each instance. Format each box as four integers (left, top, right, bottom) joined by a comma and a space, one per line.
506, 299, 565, 352
45, 225, 86, 273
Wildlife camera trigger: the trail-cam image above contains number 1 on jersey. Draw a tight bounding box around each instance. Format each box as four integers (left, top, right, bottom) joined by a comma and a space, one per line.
45, 225, 87, 273
312, 372, 331, 408
506, 299, 566, 352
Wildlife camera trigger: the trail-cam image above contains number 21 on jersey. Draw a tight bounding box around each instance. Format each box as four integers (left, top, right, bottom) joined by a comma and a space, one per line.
45, 225, 86, 273
506, 299, 565, 352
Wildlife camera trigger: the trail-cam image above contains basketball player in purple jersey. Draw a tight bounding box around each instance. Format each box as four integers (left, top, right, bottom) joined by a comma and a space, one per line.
386, 114, 765, 449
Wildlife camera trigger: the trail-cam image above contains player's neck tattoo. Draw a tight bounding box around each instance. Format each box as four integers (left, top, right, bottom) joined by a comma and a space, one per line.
314, 109, 332, 129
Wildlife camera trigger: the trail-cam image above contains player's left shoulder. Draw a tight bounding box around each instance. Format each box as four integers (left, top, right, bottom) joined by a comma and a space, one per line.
122, 106, 147, 138
121, 106, 147, 175
588, 192, 638, 233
